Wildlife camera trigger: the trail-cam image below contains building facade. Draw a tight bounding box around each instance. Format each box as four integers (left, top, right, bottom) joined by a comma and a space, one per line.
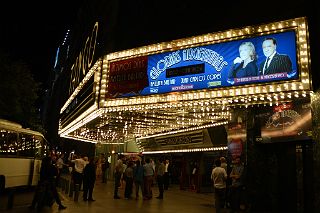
47, 1, 320, 212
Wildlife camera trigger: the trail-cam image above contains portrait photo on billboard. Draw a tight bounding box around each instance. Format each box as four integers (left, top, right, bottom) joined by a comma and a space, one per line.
227, 124, 246, 161
141, 30, 298, 96
226, 30, 298, 86
254, 100, 312, 143
227, 108, 247, 161
108, 30, 299, 98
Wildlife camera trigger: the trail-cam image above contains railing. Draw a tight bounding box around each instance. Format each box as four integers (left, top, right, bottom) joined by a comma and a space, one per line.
57, 173, 80, 202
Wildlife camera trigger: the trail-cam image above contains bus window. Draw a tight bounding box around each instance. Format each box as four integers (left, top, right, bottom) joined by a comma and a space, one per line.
0, 119, 48, 188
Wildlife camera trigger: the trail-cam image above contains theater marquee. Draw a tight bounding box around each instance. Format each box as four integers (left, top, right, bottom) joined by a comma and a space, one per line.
59, 17, 311, 147
106, 29, 300, 98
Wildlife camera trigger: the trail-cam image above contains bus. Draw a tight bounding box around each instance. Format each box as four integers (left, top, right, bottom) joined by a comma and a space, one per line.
0, 119, 48, 189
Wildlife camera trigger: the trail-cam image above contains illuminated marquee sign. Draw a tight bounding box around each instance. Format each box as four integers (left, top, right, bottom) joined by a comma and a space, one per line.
254, 100, 312, 143
108, 30, 298, 98
108, 56, 148, 98
69, 22, 98, 96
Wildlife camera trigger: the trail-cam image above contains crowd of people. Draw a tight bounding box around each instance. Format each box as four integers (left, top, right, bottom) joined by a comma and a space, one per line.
211, 156, 246, 213
113, 155, 171, 200
30, 151, 244, 212
29, 152, 111, 210
29, 152, 173, 211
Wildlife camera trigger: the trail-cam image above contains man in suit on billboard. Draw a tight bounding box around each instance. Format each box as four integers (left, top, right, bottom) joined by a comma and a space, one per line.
259, 37, 293, 75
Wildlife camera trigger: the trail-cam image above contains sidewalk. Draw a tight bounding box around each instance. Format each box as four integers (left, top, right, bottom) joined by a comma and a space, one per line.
1, 179, 216, 213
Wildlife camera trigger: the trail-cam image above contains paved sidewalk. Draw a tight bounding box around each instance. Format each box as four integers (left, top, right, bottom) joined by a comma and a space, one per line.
1, 180, 217, 213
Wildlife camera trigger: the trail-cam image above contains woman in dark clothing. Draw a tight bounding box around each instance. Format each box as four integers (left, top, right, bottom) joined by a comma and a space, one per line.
30, 156, 66, 210
228, 41, 258, 79
133, 160, 144, 199
83, 157, 96, 201
124, 161, 134, 199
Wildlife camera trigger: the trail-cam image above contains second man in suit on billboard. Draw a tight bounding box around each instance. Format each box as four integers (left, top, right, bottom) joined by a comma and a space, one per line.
259, 37, 293, 75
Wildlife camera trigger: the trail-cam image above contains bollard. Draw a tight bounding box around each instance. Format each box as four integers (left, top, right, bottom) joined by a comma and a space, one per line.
69, 182, 74, 197
65, 179, 69, 194
74, 184, 79, 202
7, 188, 15, 209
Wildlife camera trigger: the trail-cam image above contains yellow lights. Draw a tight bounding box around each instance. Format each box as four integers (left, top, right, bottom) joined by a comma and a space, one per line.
59, 105, 99, 136
142, 146, 228, 154
60, 60, 102, 114
137, 121, 228, 140
59, 17, 312, 147
59, 88, 312, 144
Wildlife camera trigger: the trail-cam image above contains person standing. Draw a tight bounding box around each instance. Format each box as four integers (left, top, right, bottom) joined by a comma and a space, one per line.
95, 156, 102, 181
133, 160, 144, 199
30, 156, 67, 210
156, 159, 165, 199
100, 153, 109, 183
190, 162, 198, 191
71, 155, 87, 191
259, 37, 293, 75
164, 159, 170, 190
83, 157, 96, 201
124, 161, 134, 199
114, 155, 125, 199
55, 153, 66, 186
220, 157, 227, 172
143, 158, 154, 200
229, 157, 244, 212
211, 158, 227, 213
220, 156, 231, 208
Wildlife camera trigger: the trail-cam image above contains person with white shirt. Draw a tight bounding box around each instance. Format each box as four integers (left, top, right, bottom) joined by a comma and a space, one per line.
114, 155, 125, 199
71, 155, 88, 191
211, 158, 227, 213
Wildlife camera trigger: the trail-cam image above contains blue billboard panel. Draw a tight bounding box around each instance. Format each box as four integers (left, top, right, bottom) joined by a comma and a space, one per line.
113, 30, 298, 98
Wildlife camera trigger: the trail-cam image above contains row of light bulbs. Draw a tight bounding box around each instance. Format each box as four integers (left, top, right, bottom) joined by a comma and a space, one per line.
60, 17, 309, 115
142, 146, 228, 154
106, 18, 304, 60
59, 17, 311, 146
61, 90, 311, 144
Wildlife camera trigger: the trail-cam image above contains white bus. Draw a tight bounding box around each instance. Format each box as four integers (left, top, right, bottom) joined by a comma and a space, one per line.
0, 119, 48, 189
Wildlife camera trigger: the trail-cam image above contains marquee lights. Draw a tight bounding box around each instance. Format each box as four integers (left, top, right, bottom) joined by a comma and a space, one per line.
59, 17, 311, 146
142, 146, 228, 154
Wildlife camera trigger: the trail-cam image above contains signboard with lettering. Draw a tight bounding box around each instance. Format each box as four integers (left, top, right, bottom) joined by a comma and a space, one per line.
139, 130, 211, 151
108, 56, 148, 98
108, 30, 298, 98
254, 100, 312, 143
60, 76, 95, 128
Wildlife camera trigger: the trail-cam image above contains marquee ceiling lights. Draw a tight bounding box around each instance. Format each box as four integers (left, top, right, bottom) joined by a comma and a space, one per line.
59, 91, 310, 144
142, 146, 228, 154
61, 103, 230, 144
59, 17, 311, 146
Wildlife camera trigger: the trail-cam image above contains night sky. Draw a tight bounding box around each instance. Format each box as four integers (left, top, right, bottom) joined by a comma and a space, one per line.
0, 1, 81, 89
0, 0, 318, 91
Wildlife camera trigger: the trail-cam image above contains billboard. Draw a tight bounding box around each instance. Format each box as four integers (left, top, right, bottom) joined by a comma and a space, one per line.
254, 101, 312, 143
60, 76, 95, 128
107, 30, 298, 98
108, 56, 148, 98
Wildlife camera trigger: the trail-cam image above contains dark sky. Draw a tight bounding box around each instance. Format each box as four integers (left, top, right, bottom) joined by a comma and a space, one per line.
0, 1, 81, 89
0, 0, 317, 91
